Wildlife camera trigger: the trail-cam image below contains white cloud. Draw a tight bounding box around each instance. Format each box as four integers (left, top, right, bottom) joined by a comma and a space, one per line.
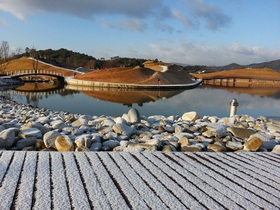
145, 42, 280, 65
184, 0, 232, 29
0, 0, 231, 32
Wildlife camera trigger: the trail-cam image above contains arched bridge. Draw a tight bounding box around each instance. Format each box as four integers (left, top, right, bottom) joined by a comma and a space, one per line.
5, 69, 66, 80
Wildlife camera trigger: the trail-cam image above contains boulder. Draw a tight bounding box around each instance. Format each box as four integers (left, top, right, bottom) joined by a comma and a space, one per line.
178, 137, 189, 147
127, 108, 141, 123
226, 141, 243, 151
55, 135, 74, 151
113, 123, 133, 137
0, 128, 17, 149
244, 137, 263, 151
102, 140, 120, 150
89, 142, 102, 151
227, 127, 256, 139
18, 128, 42, 139
16, 137, 37, 149
207, 144, 227, 152
182, 111, 199, 121
43, 130, 61, 149
271, 145, 280, 153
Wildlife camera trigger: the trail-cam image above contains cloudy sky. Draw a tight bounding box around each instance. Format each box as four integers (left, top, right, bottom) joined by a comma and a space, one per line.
0, 0, 280, 65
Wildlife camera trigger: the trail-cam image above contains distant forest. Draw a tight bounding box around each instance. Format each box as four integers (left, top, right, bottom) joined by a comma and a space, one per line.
20, 48, 148, 70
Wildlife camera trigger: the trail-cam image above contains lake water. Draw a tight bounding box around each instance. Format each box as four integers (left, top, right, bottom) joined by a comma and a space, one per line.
1, 82, 280, 118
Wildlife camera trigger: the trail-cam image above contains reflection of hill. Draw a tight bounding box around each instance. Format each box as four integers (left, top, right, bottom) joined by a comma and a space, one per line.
203, 85, 280, 97
65, 85, 185, 106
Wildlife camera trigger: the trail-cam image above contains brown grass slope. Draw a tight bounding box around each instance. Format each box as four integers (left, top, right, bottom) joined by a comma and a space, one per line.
191, 68, 280, 80
77, 66, 194, 85
4, 57, 75, 76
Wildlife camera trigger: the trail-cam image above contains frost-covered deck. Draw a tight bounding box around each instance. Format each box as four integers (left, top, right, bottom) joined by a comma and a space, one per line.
0, 151, 279, 209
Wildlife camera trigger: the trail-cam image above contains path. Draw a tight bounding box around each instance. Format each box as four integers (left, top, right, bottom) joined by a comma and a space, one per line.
0, 151, 279, 209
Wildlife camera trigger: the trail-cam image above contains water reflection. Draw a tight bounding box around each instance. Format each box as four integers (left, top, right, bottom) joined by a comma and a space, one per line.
1, 82, 280, 118
204, 85, 280, 98
65, 85, 185, 106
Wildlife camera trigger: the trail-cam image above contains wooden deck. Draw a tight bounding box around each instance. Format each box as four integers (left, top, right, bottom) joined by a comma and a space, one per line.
0, 151, 280, 209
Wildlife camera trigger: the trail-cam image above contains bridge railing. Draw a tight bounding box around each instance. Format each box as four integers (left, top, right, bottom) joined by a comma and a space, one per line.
6, 69, 65, 77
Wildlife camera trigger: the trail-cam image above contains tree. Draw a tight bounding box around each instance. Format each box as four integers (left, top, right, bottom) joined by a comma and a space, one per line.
0, 41, 10, 73
29, 47, 39, 72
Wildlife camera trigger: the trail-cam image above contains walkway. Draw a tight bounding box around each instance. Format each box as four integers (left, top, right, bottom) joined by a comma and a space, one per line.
1, 151, 279, 209
65, 77, 203, 90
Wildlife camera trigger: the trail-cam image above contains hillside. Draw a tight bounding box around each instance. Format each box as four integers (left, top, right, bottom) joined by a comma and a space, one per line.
219, 59, 280, 71
76, 62, 195, 85
3, 57, 75, 76
16, 48, 147, 70
191, 67, 280, 80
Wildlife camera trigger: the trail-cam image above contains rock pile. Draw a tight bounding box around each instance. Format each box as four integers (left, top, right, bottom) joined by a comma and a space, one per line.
0, 96, 280, 152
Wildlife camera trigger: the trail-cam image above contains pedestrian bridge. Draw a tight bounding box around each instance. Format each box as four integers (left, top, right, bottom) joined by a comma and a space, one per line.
5, 69, 66, 79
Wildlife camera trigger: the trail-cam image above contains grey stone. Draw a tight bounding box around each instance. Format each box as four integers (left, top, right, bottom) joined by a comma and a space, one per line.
102, 140, 120, 150
226, 141, 243, 151
89, 142, 102, 151
16, 137, 37, 149
0, 128, 17, 148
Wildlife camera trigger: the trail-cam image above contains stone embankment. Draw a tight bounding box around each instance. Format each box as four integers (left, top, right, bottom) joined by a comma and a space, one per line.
0, 96, 280, 152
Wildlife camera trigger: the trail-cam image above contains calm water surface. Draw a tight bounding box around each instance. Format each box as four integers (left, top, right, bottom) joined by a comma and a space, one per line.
1, 83, 280, 118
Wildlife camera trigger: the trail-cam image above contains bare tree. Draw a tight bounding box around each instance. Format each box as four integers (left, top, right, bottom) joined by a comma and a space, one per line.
0, 41, 10, 74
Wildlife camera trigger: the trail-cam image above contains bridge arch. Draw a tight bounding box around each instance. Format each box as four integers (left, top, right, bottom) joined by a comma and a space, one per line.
6, 69, 66, 80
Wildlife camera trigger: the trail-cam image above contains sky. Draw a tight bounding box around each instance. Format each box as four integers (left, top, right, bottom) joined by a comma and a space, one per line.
0, 0, 280, 66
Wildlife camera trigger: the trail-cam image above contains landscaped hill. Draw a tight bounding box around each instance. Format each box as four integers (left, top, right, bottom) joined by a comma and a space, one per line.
3, 57, 75, 76
191, 67, 280, 80
76, 63, 195, 85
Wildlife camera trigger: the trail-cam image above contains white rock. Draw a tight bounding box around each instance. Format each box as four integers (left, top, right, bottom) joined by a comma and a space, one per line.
51, 120, 65, 130
114, 117, 127, 124
18, 128, 42, 139
123, 147, 144, 152
182, 111, 199, 121
113, 123, 133, 137
271, 145, 280, 153
43, 130, 61, 149
127, 108, 141, 123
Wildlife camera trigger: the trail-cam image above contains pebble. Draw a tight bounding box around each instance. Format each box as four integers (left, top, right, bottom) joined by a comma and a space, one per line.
0, 97, 279, 152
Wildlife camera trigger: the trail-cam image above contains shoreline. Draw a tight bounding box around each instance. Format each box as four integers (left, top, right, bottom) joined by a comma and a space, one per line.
0, 96, 280, 152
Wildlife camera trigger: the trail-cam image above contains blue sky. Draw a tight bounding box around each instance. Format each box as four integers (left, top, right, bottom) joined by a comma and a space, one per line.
0, 0, 280, 65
